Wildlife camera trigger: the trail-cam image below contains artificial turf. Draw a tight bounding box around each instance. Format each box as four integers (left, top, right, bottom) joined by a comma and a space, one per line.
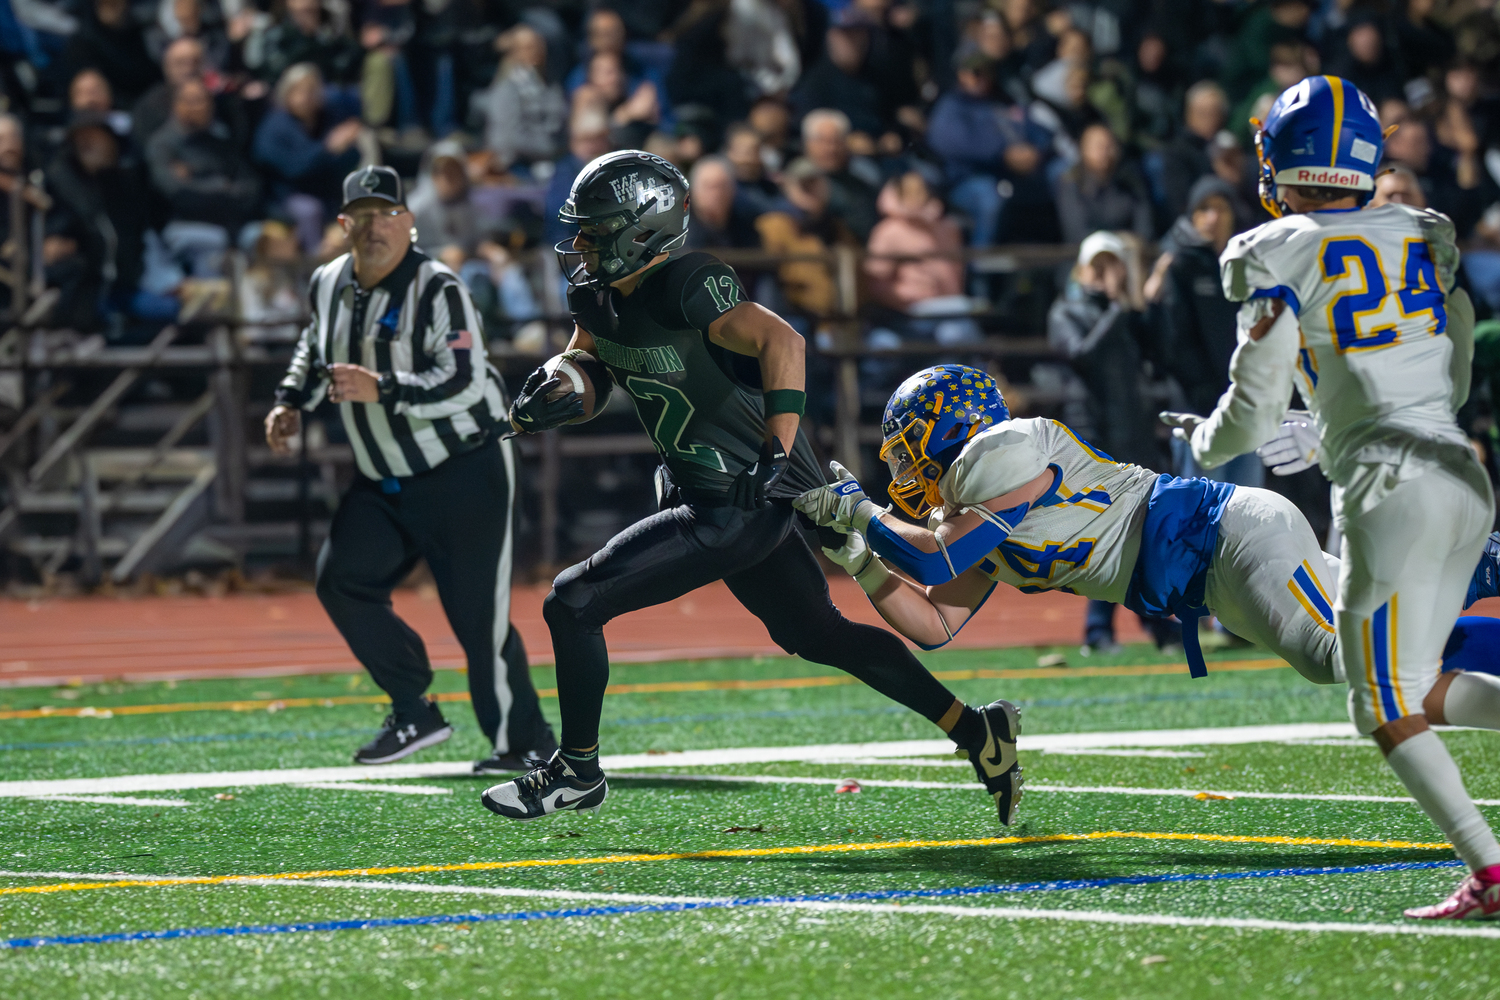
1, 643, 1496, 999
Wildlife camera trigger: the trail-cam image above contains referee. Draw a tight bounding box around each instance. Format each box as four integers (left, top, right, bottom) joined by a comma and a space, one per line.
264, 165, 556, 772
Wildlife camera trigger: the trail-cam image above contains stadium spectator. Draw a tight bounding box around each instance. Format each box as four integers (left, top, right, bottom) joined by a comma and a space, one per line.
723, 0, 804, 100
927, 47, 1047, 247
1383, 99, 1485, 239
664, 1, 755, 128
1127, 29, 1181, 152
1054, 123, 1152, 244
1327, 17, 1403, 107
864, 171, 977, 345
64, 0, 162, 107
756, 157, 859, 320
542, 108, 612, 253
576, 51, 659, 150
132, 37, 248, 155
1029, 28, 1104, 142
800, 108, 879, 241
146, 77, 260, 274
46, 113, 164, 330
1371, 164, 1427, 208
791, 13, 885, 139
481, 24, 566, 174
723, 122, 780, 216
563, 8, 660, 98
1220, 0, 1310, 103
146, 0, 230, 70
253, 63, 364, 249
0, 115, 26, 318
66, 69, 134, 142
749, 96, 794, 167
245, 0, 361, 86
237, 219, 306, 344
408, 140, 477, 256
357, 0, 418, 132
1160, 81, 1228, 222
1156, 177, 1254, 483
1393, 0, 1455, 82
684, 156, 756, 250
1230, 42, 1320, 147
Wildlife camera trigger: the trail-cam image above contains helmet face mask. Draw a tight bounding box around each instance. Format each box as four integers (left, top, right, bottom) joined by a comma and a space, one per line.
878, 365, 1010, 520
555, 150, 690, 289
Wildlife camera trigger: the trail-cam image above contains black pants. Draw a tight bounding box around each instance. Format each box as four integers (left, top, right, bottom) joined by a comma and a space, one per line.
543, 500, 958, 750
315, 438, 551, 753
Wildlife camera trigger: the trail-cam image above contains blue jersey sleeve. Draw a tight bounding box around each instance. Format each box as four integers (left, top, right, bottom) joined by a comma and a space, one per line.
865, 501, 1031, 585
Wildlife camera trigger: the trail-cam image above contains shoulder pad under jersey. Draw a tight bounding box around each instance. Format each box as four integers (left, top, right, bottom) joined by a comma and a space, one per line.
939, 420, 1050, 509
1219, 215, 1312, 303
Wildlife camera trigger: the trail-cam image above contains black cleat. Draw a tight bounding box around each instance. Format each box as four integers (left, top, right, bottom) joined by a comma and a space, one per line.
481, 751, 607, 820
473, 728, 560, 775
955, 699, 1024, 826
354, 699, 454, 764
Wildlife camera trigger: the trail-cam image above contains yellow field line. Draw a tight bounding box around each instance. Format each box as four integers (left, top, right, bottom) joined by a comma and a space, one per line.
0, 829, 1447, 898
0, 659, 1287, 721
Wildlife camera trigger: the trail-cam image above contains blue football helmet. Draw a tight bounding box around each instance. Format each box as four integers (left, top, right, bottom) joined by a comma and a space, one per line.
1253, 75, 1385, 218
878, 365, 1009, 518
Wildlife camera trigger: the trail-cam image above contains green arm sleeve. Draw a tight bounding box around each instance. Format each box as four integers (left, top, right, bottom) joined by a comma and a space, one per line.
1448, 287, 1475, 410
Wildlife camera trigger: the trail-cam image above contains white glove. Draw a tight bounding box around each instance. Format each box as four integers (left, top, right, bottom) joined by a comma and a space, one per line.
1255, 409, 1321, 475
793, 460, 878, 532
820, 527, 890, 594
1158, 411, 1205, 442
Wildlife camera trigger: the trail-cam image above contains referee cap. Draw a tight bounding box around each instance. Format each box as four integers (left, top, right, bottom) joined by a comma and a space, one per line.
341, 165, 403, 211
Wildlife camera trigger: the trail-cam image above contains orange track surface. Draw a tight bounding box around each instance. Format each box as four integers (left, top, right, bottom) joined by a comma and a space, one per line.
7, 585, 1494, 690
0, 580, 1148, 688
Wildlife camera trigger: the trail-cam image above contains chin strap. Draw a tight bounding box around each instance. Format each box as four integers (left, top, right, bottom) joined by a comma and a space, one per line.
1251, 117, 1285, 220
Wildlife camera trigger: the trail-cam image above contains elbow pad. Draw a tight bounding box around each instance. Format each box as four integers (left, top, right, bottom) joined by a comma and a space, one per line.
865, 502, 1028, 585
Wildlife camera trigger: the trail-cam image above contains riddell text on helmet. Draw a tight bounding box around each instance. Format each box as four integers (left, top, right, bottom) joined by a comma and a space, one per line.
1278, 167, 1373, 189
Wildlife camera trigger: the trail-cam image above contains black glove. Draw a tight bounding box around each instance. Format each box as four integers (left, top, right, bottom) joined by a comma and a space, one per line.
508, 365, 583, 434
727, 437, 790, 510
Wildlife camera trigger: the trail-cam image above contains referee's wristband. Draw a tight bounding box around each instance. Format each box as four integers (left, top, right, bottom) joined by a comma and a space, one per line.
763, 389, 806, 417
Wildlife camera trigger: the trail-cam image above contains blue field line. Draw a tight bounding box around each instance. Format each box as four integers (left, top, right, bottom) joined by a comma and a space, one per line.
1, 859, 1464, 950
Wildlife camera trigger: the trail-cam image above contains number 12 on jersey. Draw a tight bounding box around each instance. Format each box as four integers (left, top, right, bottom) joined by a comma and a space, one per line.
1319, 236, 1447, 353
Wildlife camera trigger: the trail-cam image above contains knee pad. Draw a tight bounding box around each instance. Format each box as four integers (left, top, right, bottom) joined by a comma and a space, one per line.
543, 576, 606, 634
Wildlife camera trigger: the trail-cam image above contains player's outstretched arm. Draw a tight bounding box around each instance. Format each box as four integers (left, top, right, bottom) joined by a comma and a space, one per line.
1163, 300, 1299, 469
821, 529, 995, 648
710, 302, 805, 507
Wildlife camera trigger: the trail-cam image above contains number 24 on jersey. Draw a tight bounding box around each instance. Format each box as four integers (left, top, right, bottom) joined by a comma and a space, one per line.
1319, 236, 1447, 353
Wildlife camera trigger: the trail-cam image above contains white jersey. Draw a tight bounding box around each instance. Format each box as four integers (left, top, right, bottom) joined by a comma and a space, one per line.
1220, 203, 1469, 484
936, 417, 1159, 602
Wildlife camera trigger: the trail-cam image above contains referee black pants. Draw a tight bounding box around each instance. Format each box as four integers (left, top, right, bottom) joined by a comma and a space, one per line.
315, 438, 551, 753
543, 499, 959, 751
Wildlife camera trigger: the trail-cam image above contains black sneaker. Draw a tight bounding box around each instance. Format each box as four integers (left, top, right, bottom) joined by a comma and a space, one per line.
353, 699, 454, 764
954, 699, 1024, 826
473, 728, 560, 775
481, 751, 607, 820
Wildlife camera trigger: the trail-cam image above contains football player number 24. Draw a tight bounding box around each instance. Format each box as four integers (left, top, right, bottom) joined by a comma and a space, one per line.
1320, 237, 1447, 352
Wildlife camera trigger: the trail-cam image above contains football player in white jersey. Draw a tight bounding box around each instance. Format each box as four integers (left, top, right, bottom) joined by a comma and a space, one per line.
795, 363, 1344, 706
1158, 75, 1500, 920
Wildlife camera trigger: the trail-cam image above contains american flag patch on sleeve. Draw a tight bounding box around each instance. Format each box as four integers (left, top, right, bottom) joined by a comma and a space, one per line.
446, 329, 473, 349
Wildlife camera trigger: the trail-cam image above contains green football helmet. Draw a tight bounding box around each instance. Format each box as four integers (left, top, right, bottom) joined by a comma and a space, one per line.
556, 150, 690, 288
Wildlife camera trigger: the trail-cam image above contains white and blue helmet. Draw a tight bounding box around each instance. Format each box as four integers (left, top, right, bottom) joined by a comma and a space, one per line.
1254, 75, 1385, 217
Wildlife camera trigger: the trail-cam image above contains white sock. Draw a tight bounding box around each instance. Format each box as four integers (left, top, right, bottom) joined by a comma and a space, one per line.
1443, 672, 1500, 730
1385, 729, 1500, 871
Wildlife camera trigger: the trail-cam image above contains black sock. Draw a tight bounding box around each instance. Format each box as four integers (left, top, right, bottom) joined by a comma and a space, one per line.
948, 706, 986, 749
560, 748, 601, 780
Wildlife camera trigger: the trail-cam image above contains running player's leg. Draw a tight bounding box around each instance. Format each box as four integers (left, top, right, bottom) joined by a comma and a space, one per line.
1203, 487, 1339, 684
1338, 469, 1500, 884
723, 528, 959, 726
315, 480, 429, 716
543, 504, 791, 756
723, 528, 1026, 824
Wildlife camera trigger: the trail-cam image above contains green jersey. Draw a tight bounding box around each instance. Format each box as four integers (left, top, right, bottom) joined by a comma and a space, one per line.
568, 252, 824, 497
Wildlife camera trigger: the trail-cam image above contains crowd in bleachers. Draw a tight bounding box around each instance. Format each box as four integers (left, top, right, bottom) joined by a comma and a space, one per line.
0, 0, 1498, 362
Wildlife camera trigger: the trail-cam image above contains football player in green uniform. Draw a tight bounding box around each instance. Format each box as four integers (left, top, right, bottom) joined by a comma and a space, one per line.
484, 150, 1024, 823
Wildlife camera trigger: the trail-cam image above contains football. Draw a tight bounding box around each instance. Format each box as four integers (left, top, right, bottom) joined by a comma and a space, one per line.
542, 350, 613, 424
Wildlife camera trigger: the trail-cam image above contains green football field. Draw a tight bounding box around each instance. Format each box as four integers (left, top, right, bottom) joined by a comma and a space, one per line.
3, 644, 1499, 999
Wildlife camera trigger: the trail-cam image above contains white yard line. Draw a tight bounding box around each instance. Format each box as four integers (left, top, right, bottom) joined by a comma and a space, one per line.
269, 879, 721, 905
0, 723, 1364, 798
779, 901, 1500, 939
26, 795, 191, 807
1040, 749, 1208, 758
295, 782, 453, 796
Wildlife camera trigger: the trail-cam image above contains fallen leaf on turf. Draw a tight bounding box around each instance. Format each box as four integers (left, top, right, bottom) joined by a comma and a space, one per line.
1036, 653, 1067, 668
835, 779, 862, 794
645, 749, 669, 755
724, 825, 766, 833
214, 793, 235, 801
1194, 792, 1234, 801
1141, 955, 1168, 966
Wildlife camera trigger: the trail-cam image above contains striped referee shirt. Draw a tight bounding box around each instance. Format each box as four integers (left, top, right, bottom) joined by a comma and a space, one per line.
275, 248, 508, 480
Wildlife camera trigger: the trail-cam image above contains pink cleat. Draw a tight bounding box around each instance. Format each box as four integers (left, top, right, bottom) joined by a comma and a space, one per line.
1405, 866, 1500, 920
